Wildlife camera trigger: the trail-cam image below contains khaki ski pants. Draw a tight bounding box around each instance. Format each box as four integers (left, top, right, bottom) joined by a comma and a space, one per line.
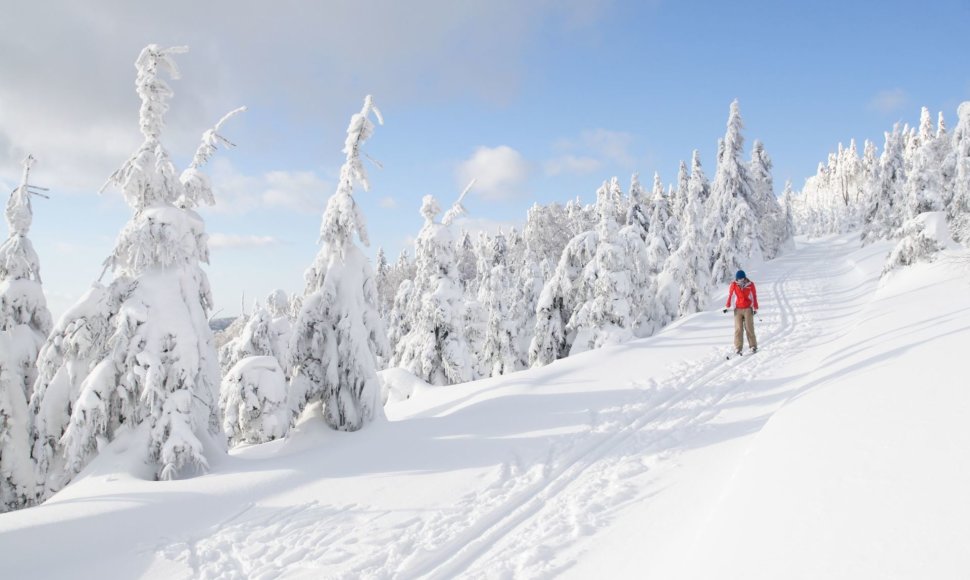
734, 307, 757, 351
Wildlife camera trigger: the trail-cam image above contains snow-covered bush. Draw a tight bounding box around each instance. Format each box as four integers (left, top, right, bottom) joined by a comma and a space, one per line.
220, 356, 290, 446
29, 45, 242, 490
289, 96, 390, 431
883, 212, 953, 276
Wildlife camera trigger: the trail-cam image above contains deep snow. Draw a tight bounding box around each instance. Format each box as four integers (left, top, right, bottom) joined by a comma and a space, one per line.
1, 234, 968, 579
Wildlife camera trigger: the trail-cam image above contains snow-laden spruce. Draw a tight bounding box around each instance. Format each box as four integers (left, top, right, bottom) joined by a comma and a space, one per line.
1, 155, 53, 512
748, 140, 786, 260
219, 289, 292, 377
948, 102, 970, 244
799, 102, 969, 249
29, 45, 243, 490
707, 100, 761, 283
479, 234, 517, 376
657, 152, 713, 319
391, 193, 475, 385
510, 247, 545, 370
530, 178, 651, 365
570, 184, 644, 353
289, 96, 390, 431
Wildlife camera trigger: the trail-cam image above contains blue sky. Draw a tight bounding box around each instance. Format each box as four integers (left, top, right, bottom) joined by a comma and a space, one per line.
1, 0, 968, 318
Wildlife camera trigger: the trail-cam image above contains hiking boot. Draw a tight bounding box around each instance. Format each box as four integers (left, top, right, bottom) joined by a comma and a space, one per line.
751, 346, 758, 353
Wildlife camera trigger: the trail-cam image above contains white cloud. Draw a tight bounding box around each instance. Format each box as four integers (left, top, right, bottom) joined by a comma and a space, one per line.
379, 196, 398, 209
0, 1, 611, 192
546, 129, 636, 175
868, 88, 909, 114
208, 158, 331, 215
456, 145, 531, 201
208, 233, 281, 250
544, 154, 602, 176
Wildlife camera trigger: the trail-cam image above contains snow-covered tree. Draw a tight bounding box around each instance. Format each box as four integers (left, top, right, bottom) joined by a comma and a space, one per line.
861, 126, 906, 244
947, 102, 970, 244
289, 95, 390, 431
510, 247, 544, 369
779, 180, 797, 249
570, 186, 640, 352
480, 234, 517, 376
524, 202, 571, 268
1, 154, 52, 511
30, 45, 242, 489
749, 140, 785, 259
219, 290, 292, 376
220, 356, 290, 446
373, 247, 392, 318
707, 100, 761, 282
907, 107, 945, 216
455, 231, 479, 294
392, 193, 475, 385
625, 172, 650, 240
657, 162, 713, 319
529, 228, 598, 367
673, 160, 690, 223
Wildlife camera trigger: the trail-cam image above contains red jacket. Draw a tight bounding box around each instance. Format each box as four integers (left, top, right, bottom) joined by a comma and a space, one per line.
726, 279, 758, 310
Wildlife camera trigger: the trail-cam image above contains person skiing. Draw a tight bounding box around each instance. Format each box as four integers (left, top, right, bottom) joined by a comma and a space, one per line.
723, 270, 758, 355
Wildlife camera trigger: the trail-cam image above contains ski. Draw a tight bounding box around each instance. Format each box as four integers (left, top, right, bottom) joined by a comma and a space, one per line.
726, 348, 758, 360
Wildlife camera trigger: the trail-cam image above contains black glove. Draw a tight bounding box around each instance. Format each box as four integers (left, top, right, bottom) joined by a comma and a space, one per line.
722, 308, 728, 313
753, 310, 758, 315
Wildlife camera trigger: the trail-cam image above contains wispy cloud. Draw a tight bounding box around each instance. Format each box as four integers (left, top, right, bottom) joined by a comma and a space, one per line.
379, 196, 398, 209
209, 233, 281, 250
456, 145, 531, 201
544, 154, 602, 176
208, 158, 331, 215
868, 88, 909, 114
546, 129, 636, 175
0, 1, 611, 193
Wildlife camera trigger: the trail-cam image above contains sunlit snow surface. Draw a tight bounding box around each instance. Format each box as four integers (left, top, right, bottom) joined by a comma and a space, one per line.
1, 235, 968, 579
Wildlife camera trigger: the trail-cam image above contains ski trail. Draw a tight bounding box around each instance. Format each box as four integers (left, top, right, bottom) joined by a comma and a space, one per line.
151, 237, 877, 580
397, 239, 858, 579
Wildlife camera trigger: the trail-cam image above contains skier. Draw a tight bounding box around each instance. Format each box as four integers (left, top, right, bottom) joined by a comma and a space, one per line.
723, 270, 758, 355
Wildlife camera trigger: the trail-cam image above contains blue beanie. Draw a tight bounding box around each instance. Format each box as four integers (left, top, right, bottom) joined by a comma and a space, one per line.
736, 270, 746, 280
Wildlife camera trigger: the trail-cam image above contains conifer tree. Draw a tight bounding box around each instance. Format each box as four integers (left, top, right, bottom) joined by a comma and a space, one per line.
948, 102, 970, 244
374, 247, 391, 318
861, 126, 906, 244
289, 96, 390, 431
625, 173, 650, 240
569, 188, 639, 353
749, 140, 785, 258
392, 193, 475, 385
480, 234, 517, 376
707, 100, 761, 282
511, 247, 544, 369
529, 228, 598, 367
30, 45, 242, 488
657, 162, 712, 319
1, 154, 52, 511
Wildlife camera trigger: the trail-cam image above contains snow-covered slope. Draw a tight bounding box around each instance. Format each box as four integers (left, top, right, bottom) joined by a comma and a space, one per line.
1, 235, 968, 579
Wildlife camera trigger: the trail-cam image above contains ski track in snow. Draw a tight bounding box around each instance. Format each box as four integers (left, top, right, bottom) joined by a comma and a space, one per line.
156, 238, 876, 580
